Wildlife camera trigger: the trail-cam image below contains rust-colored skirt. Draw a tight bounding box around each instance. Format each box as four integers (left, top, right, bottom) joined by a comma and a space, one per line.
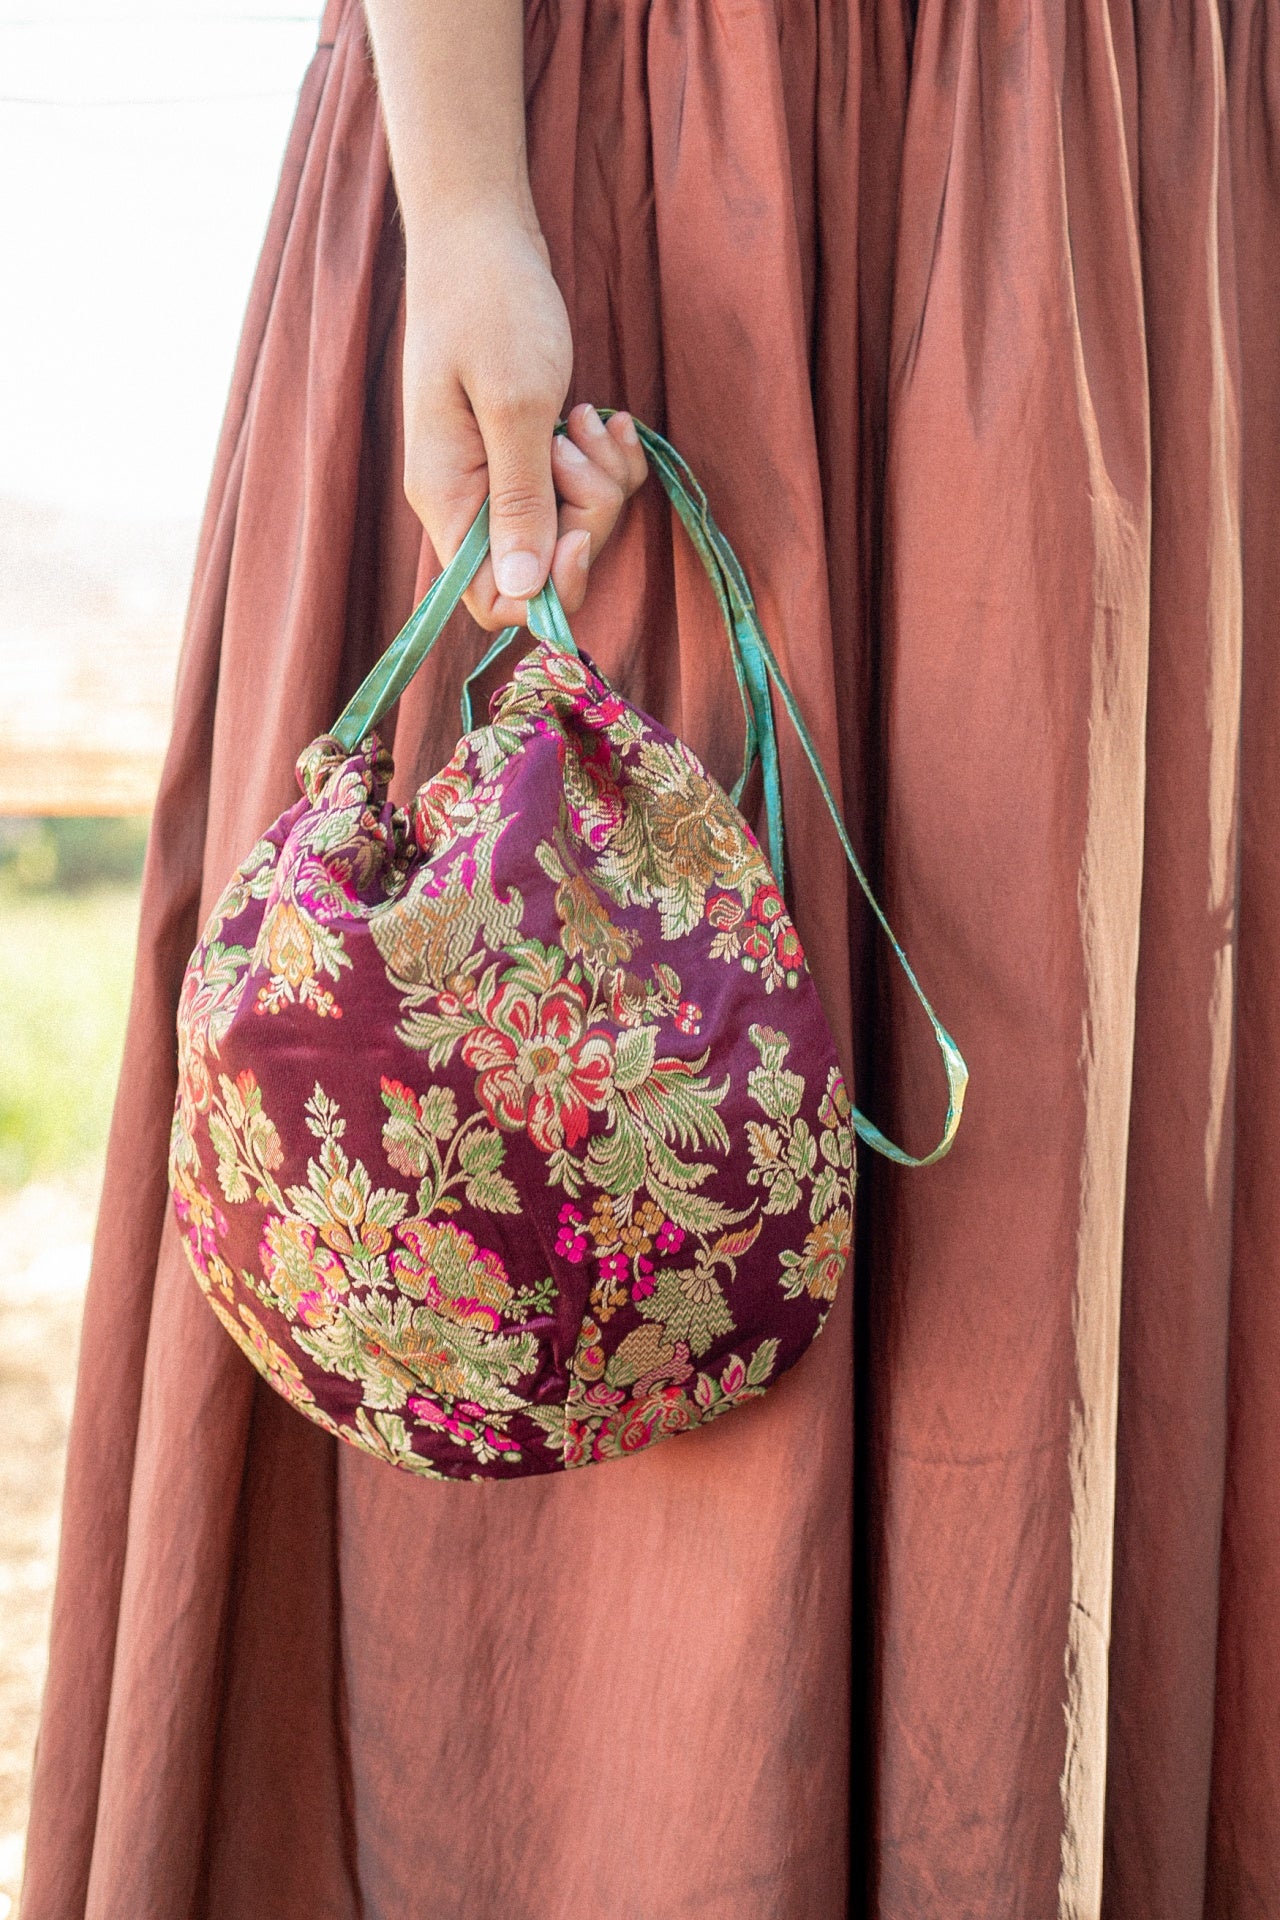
20, 3, 1280, 1915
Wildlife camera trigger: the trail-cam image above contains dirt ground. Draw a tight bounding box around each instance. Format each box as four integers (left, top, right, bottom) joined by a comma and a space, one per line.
0, 1175, 97, 1918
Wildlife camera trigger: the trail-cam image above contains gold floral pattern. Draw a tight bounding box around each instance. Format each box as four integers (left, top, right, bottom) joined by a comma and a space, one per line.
170, 641, 856, 1479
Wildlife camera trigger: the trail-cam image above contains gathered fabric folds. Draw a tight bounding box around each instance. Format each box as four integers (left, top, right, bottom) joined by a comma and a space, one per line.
18, 0, 1280, 1914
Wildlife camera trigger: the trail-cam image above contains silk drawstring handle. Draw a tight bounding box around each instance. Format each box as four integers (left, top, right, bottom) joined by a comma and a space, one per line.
330, 416, 968, 1167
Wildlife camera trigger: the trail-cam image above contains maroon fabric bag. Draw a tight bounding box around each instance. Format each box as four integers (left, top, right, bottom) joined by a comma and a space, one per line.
167, 420, 965, 1479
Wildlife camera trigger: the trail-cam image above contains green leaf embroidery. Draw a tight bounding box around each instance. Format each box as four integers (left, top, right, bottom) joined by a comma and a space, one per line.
215, 1159, 251, 1206
761, 1167, 802, 1217
304, 1083, 343, 1140
746, 1337, 780, 1388
507, 1273, 558, 1319
365, 1185, 410, 1231
383, 1113, 430, 1180
545, 1145, 585, 1200
809, 1164, 840, 1225
645, 1178, 742, 1236
786, 1119, 817, 1180
747, 1060, 805, 1122
636, 1266, 733, 1358
624, 1055, 730, 1153
395, 1007, 477, 1070
458, 1126, 520, 1214
534, 838, 568, 883
419, 1084, 457, 1141
613, 1023, 658, 1093
583, 1106, 647, 1198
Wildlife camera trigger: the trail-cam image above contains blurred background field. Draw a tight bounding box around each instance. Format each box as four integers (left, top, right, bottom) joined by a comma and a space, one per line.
0, 821, 146, 1912
0, 2, 317, 1907
0, 821, 147, 1914
0, 821, 147, 1187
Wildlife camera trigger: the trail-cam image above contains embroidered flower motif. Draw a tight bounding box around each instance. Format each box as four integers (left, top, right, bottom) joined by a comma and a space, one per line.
708, 881, 804, 990
790, 1207, 852, 1303
818, 1072, 852, 1131
537, 648, 592, 699
261, 1214, 348, 1323
436, 971, 481, 1018
265, 905, 316, 987
555, 1205, 589, 1263
236, 1302, 314, 1401
583, 1382, 699, 1459
646, 765, 748, 892
619, 1200, 664, 1258
391, 1219, 513, 1330
408, 1393, 522, 1455
171, 1164, 227, 1268
773, 921, 804, 973
461, 976, 615, 1153
607, 969, 649, 1029
254, 900, 348, 1017
555, 872, 635, 967
409, 756, 474, 854
586, 1195, 621, 1248
572, 1315, 607, 1382
562, 728, 626, 850
171, 635, 857, 1483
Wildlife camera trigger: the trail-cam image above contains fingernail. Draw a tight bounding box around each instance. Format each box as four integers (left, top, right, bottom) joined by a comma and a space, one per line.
555, 433, 589, 465
569, 529, 591, 573
494, 550, 543, 597
582, 404, 607, 436
617, 413, 640, 447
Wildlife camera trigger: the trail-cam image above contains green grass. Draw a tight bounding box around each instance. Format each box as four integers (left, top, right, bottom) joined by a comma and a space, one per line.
0, 821, 148, 1190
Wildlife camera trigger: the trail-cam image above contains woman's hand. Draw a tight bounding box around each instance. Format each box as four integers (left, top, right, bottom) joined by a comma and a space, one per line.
364, 0, 646, 627
401, 203, 648, 631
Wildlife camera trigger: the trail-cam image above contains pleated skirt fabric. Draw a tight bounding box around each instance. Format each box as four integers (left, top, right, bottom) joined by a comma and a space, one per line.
19, 1, 1280, 1915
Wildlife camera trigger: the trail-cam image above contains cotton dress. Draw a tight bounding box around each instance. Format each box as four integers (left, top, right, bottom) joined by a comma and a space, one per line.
20, 2, 1280, 1915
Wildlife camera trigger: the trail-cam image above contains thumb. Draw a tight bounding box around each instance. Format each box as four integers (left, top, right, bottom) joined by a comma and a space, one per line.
476, 397, 559, 602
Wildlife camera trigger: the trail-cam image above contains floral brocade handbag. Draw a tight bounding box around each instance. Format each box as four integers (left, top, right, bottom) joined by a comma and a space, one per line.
168, 418, 967, 1479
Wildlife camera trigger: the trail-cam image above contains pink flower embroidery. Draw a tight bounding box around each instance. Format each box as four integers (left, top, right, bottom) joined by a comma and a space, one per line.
556, 1224, 588, 1262
599, 1252, 629, 1287
391, 1219, 511, 1330
461, 975, 614, 1153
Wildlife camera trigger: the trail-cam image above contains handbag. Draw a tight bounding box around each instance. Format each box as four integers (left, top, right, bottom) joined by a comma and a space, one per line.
168, 418, 967, 1478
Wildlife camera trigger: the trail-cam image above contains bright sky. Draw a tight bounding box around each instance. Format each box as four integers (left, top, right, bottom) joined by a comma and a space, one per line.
0, 1, 320, 521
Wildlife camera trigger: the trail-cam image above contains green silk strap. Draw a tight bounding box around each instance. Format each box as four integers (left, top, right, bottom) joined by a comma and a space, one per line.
456, 566, 582, 732
459, 623, 526, 731
331, 500, 493, 752
623, 419, 967, 1168
328, 415, 967, 1167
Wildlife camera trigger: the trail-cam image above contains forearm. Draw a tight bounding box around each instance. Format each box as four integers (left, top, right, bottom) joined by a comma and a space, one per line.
360, 1, 646, 626
363, 0, 536, 252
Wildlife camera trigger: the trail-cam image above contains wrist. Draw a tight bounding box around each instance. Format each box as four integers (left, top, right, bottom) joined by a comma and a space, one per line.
402, 189, 548, 290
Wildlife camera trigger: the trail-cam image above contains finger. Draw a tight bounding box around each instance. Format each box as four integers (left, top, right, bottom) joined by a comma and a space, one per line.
564, 403, 649, 496
474, 393, 560, 606
547, 433, 628, 614
548, 528, 594, 615
461, 553, 542, 633
461, 434, 623, 628
401, 384, 507, 631
605, 410, 651, 493
551, 428, 626, 521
